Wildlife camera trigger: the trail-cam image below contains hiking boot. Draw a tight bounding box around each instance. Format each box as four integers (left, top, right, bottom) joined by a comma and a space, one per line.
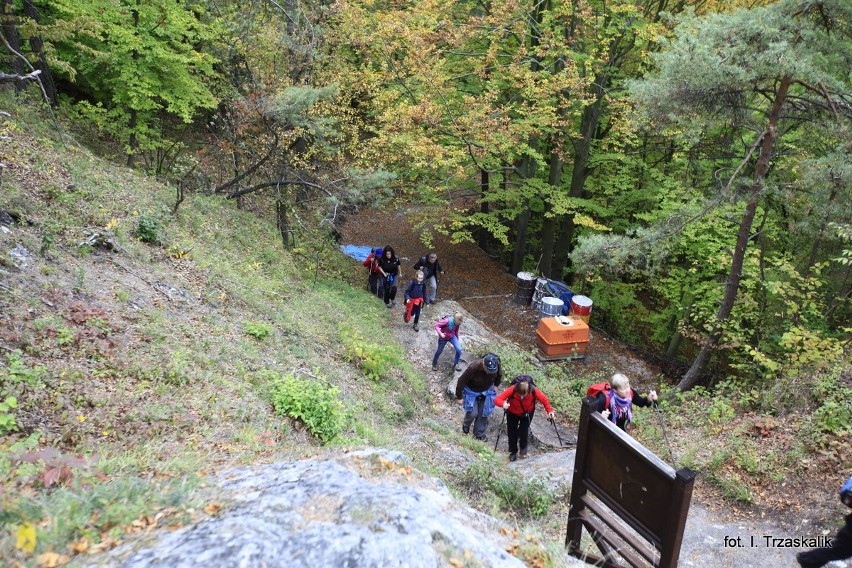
462, 426, 469, 434
432, 363, 438, 371
413, 323, 419, 332
509, 452, 517, 462
454, 365, 463, 372
519, 451, 528, 459
385, 303, 392, 308
475, 435, 487, 442
390, 300, 396, 307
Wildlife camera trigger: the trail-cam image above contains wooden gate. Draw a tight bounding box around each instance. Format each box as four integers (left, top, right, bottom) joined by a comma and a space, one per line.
565, 397, 695, 567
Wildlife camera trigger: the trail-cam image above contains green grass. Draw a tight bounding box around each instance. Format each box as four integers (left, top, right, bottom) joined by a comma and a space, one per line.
0, 93, 442, 564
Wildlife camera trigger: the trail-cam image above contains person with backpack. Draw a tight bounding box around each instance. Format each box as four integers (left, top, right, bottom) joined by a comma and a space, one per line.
432, 311, 464, 372
413, 252, 445, 305
589, 373, 657, 433
362, 247, 384, 298
378, 245, 401, 308
494, 375, 555, 461
797, 475, 852, 568
403, 270, 427, 331
455, 353, 502, 441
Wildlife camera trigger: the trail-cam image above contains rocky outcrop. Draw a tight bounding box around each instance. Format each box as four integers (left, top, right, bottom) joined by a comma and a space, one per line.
113, 450, 526, 568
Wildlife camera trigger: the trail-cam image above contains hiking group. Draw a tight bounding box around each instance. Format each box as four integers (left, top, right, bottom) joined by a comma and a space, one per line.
363, 247, 445, 329
362, 246, 659, 463
364, 247, 462, 366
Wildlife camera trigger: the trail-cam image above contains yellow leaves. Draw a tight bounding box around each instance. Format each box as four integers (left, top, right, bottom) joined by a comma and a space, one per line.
69, 538, 90, 554
573, 214, 611, 232
104, 218, 119, 230
77, 415, 87, 422
16, 522, 37, 553
203, 503, 222, 516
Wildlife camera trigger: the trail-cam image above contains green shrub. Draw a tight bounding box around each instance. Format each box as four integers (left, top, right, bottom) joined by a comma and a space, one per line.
271, 373, 344, 443
0, 396, 17, 435
135, 213, 161, 244
2, 351, 45, 388
339, 324, 404, 381
244, 321, 272, 340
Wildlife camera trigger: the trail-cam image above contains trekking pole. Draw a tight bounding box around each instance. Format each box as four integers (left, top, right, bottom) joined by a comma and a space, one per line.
549, 416, 564, 447
654, 403, 676, 464
494, 410, 506, 452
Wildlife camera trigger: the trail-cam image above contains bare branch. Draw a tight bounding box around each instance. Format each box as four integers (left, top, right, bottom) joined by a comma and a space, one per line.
226, 178, 329, 199
0, 69, 41, 83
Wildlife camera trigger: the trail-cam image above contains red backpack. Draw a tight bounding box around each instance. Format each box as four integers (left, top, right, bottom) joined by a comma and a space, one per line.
586, 382, 612, 409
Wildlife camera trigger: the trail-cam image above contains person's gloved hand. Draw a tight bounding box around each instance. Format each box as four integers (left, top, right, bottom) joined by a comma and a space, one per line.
548, 411, 555, 420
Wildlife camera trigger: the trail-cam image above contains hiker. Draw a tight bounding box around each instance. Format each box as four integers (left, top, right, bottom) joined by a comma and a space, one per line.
413, 252, 445, 305
378, 245, 401, 308
494, 375, 555, 461
362, 247, 384, 298
432, 311, 464, 372
591, 373, 658, 432
797, 476, 852, 568
403, 270, 427, 332
455, 353, 502, 441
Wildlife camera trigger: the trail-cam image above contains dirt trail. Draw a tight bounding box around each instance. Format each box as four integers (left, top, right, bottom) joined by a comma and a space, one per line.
340, 209, 849, 568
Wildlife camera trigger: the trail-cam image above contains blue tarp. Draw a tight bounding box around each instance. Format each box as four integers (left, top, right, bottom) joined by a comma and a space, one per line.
546, 279, 574, 315
340, 244, 375, 262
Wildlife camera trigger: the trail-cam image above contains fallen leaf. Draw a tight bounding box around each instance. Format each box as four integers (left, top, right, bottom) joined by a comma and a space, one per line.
16, 522, 37, 553
69, 539, 89, 553
88, 537, 118, 553
36, 552, 70, 567
203, 503, 221, 515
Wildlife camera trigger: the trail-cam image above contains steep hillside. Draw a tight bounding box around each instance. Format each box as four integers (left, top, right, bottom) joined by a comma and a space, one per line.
0, 98, 442, 565
1, 97, 848, 568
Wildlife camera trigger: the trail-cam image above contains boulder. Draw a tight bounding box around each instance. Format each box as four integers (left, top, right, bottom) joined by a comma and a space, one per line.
115, 449, 526, 568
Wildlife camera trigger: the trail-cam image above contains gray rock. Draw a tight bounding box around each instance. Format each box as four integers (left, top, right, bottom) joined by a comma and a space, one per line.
114, 450, 526, 568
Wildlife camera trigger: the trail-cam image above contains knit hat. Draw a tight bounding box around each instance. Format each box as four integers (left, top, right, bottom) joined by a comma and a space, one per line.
483, 354, 500, 374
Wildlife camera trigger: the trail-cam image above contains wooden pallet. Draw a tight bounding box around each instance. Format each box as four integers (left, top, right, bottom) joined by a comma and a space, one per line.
535, 349, 586, 362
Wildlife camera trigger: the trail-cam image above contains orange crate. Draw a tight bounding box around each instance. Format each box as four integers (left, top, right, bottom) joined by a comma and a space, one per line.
537, 316, 589, 344
535, 332, 589, 357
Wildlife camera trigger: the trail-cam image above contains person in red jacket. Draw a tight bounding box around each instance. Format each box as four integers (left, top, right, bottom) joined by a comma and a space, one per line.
361, 247, 384, 298
494, 375, 555, 461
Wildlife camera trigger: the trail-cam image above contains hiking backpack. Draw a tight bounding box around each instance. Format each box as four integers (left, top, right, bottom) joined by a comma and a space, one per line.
586, 382, 612, 409
510, 374, 536, 394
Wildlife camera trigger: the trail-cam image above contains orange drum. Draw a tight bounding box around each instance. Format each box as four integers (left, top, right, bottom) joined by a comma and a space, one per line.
569, 295, 593, 323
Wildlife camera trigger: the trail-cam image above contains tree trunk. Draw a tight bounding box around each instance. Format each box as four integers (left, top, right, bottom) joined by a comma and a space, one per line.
127, 109, 138, 168
511, 154, 537, 274
2, 0, 24, 90
276, 198, 291, 249
678, 75, 792, 391
126, 2, 141, 167
22, 0, 56, 103
553, 75, 608, 280
539, 145, 563, 277
477, 168, 491, 250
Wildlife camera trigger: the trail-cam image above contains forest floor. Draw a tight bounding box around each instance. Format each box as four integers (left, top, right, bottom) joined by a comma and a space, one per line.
339, 205, 851, 568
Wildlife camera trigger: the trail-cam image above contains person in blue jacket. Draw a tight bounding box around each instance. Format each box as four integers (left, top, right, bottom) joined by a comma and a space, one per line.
455, 353, 502, 441
403, 270, 427, 331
